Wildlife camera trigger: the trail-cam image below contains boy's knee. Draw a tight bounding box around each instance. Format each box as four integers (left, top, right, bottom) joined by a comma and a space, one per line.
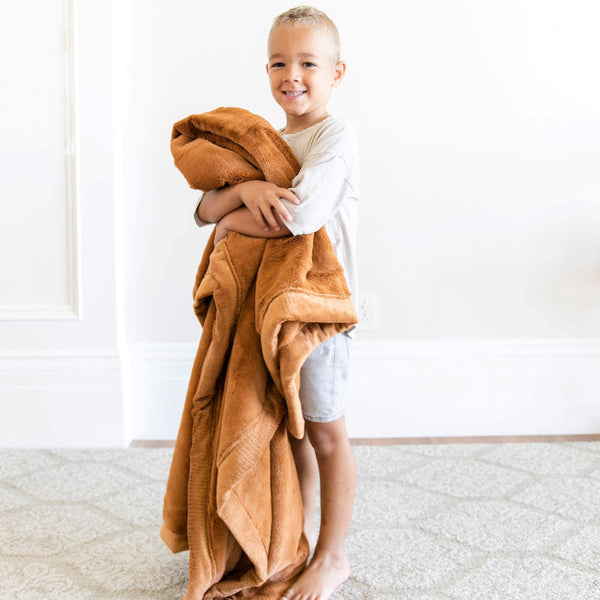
305, 417, 349, 455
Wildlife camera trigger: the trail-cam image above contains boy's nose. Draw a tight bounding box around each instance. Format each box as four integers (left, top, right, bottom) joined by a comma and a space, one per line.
283, 66, 300, 81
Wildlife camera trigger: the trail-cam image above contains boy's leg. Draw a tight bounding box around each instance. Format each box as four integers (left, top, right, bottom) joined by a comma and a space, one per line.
288, 431, 319, 551
282, 415, 356, 600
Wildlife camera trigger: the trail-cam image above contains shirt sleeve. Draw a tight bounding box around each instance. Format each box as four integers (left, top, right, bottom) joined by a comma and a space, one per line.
193, 192, 212, 227
281, 120, 359, 236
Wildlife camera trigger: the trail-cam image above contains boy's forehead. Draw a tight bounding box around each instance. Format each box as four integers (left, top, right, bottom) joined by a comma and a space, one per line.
269, 51, 319, 60
267, 25, 336, 60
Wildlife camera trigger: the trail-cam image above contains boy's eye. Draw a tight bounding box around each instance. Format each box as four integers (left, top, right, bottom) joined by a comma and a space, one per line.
271, 62, 284, 68
303, 62, 316, 68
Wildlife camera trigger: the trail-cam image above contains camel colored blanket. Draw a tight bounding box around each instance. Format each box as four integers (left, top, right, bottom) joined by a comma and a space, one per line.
161, 107, 357, 599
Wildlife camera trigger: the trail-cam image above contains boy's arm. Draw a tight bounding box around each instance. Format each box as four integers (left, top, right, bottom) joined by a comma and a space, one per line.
197, 180, 300, 230
278, 121, 360, 236
196, 187, 242, 224
214, 206, 291, 244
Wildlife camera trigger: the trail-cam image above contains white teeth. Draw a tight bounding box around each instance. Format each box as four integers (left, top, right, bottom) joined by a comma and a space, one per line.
285, 91, 305, 96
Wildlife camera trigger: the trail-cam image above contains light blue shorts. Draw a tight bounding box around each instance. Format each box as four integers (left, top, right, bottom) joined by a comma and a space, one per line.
298, 332, 351, 423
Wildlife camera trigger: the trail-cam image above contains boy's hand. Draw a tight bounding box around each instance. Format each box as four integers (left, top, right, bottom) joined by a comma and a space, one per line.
214, 219, 230, 245
213, 205, 291, 246
238, 180, 300, 231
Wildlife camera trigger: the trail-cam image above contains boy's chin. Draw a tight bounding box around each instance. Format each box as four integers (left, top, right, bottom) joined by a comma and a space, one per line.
277, 107, 304, 119
278, 102, 308, 114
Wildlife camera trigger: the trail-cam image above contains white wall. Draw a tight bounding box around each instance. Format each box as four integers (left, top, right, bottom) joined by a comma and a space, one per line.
123, 0, 600, 344
1, 0, 599, 446
0, 0, 127, 446
123, 0, 600, 440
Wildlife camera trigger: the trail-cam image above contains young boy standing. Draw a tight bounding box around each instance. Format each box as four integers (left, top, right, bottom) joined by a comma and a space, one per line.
193, 7, 359, 600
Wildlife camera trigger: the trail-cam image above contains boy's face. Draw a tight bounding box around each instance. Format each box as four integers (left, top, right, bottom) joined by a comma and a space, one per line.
266, 24, 345, 132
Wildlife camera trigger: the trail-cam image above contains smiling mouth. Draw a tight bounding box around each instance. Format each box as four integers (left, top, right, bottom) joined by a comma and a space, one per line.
283, 90, 306, 97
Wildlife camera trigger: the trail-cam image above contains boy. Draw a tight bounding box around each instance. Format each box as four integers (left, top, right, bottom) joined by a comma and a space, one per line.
193, 7, 359, 600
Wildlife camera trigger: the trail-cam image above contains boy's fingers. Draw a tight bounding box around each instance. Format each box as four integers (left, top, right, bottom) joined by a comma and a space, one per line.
262, 207, 280, 230
250, 207, 270, 231
279, 188, 300, 204
254, 202, 278, 229
275, 200, 293, 222
273, 190, 299, 223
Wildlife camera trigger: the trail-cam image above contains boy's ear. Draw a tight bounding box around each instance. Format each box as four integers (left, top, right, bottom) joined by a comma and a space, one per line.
265, 63, 269, 75
331, 61, 346, 87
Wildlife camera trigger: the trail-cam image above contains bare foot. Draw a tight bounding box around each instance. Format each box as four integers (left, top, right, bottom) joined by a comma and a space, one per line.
281, 551, 350, 600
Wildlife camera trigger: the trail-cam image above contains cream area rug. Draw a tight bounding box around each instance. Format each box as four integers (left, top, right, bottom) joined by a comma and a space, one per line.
1, 442, 600, 600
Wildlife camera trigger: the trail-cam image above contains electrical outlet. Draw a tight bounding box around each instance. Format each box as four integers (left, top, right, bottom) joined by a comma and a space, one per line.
357, 293, 377, 331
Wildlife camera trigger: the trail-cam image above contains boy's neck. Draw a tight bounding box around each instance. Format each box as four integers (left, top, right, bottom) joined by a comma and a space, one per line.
282, 113, 330, 135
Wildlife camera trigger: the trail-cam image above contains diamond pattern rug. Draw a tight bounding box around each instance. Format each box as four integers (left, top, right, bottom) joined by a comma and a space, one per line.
1, 443, 600, 599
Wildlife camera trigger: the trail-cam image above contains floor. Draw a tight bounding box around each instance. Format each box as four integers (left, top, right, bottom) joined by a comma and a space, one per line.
2, 436, 600, 599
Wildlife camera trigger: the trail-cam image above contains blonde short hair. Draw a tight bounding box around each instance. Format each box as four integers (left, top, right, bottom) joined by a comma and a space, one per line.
270, 6, 341, 63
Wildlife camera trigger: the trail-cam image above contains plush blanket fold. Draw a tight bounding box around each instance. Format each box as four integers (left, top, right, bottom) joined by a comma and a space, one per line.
161, 107, 357, 599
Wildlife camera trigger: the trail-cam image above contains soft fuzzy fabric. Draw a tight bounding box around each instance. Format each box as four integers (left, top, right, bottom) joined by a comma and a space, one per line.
161, 107, 358, 599
171, 107, 300, 191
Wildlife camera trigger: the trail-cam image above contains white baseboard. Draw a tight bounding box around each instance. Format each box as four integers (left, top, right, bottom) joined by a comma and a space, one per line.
129, 339, 600, 441
2, 341, 597, 447
128, 343, 196, 441
0, 351, 126, 447
345, 339, 600, 438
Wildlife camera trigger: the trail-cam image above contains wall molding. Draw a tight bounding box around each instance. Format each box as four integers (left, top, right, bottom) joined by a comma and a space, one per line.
2, 339, 597, 447
0, 0, 80, 321
129, 338, 600, 441
0, 349, 125, 447
62, 0, 81, 320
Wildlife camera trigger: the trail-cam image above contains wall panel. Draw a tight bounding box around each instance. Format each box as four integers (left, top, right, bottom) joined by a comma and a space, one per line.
0, 0, 79, 319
